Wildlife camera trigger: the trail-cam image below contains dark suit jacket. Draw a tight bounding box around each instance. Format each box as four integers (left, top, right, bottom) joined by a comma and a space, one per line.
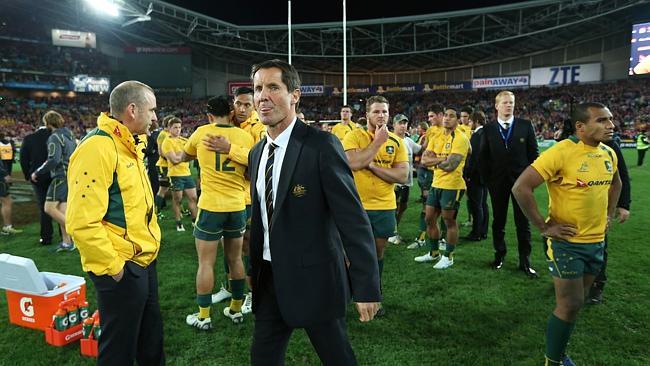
19, 127, 52, 185
464, 126, 484, 184
248, 120, 381, 328
479, 118, 538, 186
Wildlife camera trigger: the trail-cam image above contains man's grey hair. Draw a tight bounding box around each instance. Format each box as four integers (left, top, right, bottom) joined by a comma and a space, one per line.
109, 80, 154, 117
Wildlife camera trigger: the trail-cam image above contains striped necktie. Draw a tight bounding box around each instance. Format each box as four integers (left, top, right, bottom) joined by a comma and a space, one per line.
265, 142, 278, 228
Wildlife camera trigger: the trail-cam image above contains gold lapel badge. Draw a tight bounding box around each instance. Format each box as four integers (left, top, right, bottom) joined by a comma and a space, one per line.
292, 184, 307, 197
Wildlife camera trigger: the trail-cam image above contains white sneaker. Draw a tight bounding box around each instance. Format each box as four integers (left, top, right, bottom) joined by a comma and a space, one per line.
186, 313, 212, 330
414, 251, 440, 263
223, 306, 244, 324
241, 292, 253, 314
1, 226, 23, 235
176, 224, 185, 232
211, 286, 232, 303
406, 239, 425, 249
433, 255, 454, 269
388, 235, 402, 245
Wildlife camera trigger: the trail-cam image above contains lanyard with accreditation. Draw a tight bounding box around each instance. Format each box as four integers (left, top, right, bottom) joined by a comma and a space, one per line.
498, 120, 515, 149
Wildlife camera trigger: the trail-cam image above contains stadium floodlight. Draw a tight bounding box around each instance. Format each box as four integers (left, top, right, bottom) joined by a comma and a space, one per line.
85, 0, 120, 17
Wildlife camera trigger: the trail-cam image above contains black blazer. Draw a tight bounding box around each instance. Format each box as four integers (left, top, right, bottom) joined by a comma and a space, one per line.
464, 126, 484, 184
248, 120, 381, 328
479, 118, 538, 186
19, 127, 52, 185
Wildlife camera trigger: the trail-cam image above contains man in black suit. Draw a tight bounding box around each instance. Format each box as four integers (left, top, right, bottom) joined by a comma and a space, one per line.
19, 125, 53, 245
463, 110, 488, 241
479, 90, 539, 277
247, 59, 381, 365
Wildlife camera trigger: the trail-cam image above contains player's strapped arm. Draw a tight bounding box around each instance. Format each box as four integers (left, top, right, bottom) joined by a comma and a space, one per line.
343, 128, 386, 171
66, 137, 124, 276
437, 153, 463, 172
607, 171, 622, 222
420, 150, 444, 167
368, 161, 409, 184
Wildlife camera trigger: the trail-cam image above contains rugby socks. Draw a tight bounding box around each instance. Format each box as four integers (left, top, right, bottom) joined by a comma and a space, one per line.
419, 211, 426, 232
155, 195, 165, 212
443, 243, 455, 257
197, 294, 212, 319
545, 314, 575, 364
228, 279, 246, 313
427, 237, 440, 256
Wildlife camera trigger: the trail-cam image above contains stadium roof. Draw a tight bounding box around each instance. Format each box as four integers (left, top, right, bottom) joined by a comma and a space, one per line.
8, 0, 650, 73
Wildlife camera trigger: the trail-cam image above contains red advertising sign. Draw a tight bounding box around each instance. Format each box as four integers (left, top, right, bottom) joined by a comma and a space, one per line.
228, 81, 253, 96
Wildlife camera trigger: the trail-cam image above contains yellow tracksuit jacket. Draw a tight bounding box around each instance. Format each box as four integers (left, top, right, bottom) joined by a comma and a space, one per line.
66, 113, 161, 276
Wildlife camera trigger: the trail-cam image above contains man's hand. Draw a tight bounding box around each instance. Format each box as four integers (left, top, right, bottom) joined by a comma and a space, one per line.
422, 150, 436, 159
5, 175, 12, 183
111, 268, 125, 283
355, 302, 379, 322
203, 134, 231, 153
615, 207, 630, 224
541, 221, 577, 241
30, 172, 37, 183
373, 124, 388, 146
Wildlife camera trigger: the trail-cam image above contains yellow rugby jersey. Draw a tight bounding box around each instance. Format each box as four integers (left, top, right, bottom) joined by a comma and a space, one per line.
240, 111, 266, 144
155, 130, 169, 167
427, 129, 469, 190
425, 125, 444, 143
185, 124, 254, 212
457, 124, 471, 137
343, 129, 408, 210
239, 111, 266, 205
531, 137, 617, 243
331, 122, 357, 142
161, 136, 191, 177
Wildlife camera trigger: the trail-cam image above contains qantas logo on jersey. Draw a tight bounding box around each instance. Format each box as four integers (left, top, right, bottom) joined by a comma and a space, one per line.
577, 179, 612, 187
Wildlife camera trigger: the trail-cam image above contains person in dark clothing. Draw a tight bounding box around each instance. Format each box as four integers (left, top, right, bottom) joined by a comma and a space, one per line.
20, 125, 54, 245
463, 111, 489, 241
32, 111, 77, 251
145, 121, 161, 196
479, 90, 539, 277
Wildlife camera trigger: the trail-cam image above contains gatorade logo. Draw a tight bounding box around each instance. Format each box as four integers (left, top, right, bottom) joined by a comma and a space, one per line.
65, 329, 83, 341
20, 297, 34, 317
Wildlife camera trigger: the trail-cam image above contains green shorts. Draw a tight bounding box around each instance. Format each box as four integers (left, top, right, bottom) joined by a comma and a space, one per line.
427, 187, 464, 211
170, 176, 196, 191
0, 180, 9, 198
544, 238, 605, 279
245, 204, 252, 228
157, 166, 170, 187
46, 177, 68, 202
366, 209, 396, 239
193, 208, 246, 241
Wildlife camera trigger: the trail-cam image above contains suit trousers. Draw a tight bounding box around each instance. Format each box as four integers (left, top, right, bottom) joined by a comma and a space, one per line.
89, 261, 165, 366
488, 182, 532, 262
251, 261, 357, 366
467, 180, 489, 237
31, 182, 53, 243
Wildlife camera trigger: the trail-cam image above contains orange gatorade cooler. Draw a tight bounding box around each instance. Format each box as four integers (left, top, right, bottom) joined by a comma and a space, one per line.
0, 254, 86, 331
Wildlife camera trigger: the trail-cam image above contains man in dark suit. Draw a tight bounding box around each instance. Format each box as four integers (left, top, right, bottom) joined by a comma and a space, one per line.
463, 110, 488, 241
19, 125, 53, 245
479, 90, 539, 277
247, 59, 381, 365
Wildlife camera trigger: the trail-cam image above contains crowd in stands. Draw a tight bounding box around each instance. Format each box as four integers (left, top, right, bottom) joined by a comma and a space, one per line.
0, 79, 648, 142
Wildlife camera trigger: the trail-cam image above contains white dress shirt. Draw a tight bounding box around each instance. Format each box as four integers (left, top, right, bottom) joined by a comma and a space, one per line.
256, 118, 297, 261
497, 116, 514, 130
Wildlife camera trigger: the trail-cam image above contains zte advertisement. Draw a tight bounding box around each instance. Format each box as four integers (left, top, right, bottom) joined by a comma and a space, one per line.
530, 63, 602, 86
